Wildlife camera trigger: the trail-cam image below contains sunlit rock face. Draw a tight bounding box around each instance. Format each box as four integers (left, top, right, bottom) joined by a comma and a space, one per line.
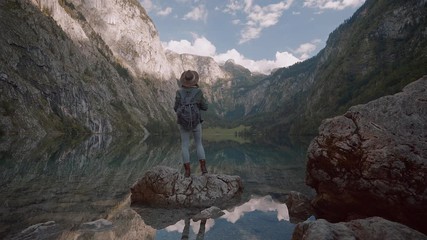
32, 0, 175, 81
130, 166, 243, 208
292, 217, 427, 240
0, 0, 177, 136
306, 76, 427, 234
166, 50, 231, 86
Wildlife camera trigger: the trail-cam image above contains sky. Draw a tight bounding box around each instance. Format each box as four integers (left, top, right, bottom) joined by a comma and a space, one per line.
139, 0, 366, 74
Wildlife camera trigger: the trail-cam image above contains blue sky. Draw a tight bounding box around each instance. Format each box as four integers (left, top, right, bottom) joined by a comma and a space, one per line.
139, 0, 365, 74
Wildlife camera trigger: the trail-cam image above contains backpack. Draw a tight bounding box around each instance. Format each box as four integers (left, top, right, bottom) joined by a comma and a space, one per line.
176, 89, 201, 130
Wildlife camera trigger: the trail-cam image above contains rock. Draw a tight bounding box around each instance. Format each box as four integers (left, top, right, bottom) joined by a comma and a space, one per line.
12, 221, 61, 240
130, 166, 243, 208
166, 51, 231, 86
306, 77, 427, 233
292, 217, 427, 240
284, 191, 314, 223
80, 219, 113, 232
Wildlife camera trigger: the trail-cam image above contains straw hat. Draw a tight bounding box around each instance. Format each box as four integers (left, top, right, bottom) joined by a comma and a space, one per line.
179, 70, 199, 87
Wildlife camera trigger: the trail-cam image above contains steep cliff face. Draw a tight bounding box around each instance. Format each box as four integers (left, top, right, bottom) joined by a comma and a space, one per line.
3, 0, 425, 137
205, 61, 266, 122
0, 0, 177, 137
166, 50, 231, 86
296, 0, 427, 134
239, 0, 427, 136
34, 0, 175, 81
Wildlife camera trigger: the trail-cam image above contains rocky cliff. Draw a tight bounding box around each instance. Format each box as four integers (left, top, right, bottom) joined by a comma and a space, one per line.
0, 0, 267, 136
238, 0, 427, 136
0, 0, 177, 137
3, 0, 426, 138
34, 0, 175, 81
306, 76, 427, 234
166, 50, 231, 87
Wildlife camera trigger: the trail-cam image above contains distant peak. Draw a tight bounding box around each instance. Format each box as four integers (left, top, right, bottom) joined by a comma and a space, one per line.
225, 59, 235, 65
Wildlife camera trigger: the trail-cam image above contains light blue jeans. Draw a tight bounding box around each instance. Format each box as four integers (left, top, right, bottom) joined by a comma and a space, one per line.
179, 123, 206, 164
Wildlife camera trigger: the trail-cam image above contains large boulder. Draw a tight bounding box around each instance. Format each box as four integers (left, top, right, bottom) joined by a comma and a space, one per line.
292, 217, 427, 240
130, 166, 243, 208
306, 76, 427, 233
284, 191, 314, 224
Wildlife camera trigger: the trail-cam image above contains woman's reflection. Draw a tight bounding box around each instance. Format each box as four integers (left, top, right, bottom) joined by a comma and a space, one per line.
181, 217, 207, 240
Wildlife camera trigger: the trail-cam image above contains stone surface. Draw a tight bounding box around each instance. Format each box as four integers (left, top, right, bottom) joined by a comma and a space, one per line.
12, 221, 61, 240
292, 217, 427, 240
284, 191, 314, 223
166, 51, 231, 86
306, 77, 427, 233
130, 166, 243, 208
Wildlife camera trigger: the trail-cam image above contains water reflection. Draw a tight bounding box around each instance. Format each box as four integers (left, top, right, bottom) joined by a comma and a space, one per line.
178, 218, 208, 240
0, 134, 181, 239
222, 195, 289, 223
0, 134, 312, 239
158, 195, 291, 240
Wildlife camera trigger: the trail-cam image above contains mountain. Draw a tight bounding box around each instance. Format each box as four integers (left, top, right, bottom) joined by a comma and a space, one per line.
238, 0, 427, 137
0, 0, 264, 137
166, 50, 231, 86
2, 0, 426, 140
0, 0, 178, 137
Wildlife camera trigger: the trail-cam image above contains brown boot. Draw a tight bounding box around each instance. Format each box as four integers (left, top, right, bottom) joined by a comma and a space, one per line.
199, 159, 207, 174
183, 163, 191, 177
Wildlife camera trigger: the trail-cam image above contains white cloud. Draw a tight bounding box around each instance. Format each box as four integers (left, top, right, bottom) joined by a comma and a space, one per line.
303, 0, 365, 10
163, 36, 217, 57
221, 196, 289, 223
140, 0, 153, 11
183, 5, 208, 21
294, 39, 322, 60
157, 7, 172, 16
163, 196, 289, 235
214, 49, 300, 74
223, 1, 294, 44
139, 0, 173, 17
164, 36, 301, 74
223, 0, 244, 14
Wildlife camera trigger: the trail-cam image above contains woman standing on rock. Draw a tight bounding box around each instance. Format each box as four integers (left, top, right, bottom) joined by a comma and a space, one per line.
174, 70, 208, 177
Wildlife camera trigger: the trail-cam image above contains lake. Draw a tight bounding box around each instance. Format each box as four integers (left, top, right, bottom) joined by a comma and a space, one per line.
0, 133, 314, 240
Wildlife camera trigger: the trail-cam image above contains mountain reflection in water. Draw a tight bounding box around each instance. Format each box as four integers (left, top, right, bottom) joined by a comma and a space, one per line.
158, 195, 291, 240
0, 133, 313, 239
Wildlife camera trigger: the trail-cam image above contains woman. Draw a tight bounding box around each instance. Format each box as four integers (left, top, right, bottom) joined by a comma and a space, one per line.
174, 70, 208, 177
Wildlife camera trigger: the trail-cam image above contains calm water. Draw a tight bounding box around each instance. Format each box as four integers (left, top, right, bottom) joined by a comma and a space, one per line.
0, 133, 314, 240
